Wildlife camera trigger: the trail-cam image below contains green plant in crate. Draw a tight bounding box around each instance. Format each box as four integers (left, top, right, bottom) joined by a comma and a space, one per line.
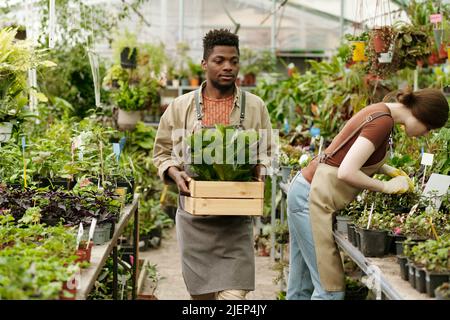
186, 125, 260, 181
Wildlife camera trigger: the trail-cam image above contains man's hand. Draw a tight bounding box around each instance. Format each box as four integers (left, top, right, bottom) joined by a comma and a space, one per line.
167, 166, 191, 195
255, 164, 267, 182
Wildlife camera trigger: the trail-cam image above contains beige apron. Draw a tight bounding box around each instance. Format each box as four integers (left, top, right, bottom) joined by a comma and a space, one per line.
308, 112, 392, 291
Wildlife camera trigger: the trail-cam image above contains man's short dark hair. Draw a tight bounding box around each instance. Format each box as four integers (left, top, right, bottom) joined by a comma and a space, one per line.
203, 29, 239, 60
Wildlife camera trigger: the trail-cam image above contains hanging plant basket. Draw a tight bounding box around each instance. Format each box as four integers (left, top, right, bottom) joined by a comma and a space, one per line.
0, 122, 13, 143
120, 47, 137, 69
433, 29, 444, 50
371, 26, 394, 54
351, 41, 367, 62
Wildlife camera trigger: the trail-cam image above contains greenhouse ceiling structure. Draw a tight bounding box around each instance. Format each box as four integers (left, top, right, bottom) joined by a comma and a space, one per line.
0, 0, 422, 59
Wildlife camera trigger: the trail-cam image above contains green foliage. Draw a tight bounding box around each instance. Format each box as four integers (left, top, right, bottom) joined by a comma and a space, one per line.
186, 125, 259, 181
112, 81, 149, 112
407, 236, 450, 272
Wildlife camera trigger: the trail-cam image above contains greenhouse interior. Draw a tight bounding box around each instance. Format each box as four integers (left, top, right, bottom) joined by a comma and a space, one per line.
0, 0, 449, 303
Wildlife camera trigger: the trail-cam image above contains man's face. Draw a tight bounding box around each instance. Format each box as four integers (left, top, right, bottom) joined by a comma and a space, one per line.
202, 45, 239, 90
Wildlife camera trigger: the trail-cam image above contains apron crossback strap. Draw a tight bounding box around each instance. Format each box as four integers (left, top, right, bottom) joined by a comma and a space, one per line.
319, 111, 392, 163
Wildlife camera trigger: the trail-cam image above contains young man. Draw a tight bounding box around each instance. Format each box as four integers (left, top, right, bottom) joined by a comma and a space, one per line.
153, 29, 274, 300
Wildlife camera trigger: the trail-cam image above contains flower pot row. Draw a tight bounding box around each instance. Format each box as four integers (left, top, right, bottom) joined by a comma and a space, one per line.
397, 257, 449, 298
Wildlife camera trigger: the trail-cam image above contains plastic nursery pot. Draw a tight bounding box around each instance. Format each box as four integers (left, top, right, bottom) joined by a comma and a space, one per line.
373, 32, 386, 53
359, 229, 388, 257
393, 235, 407, 255
351, 41, 367, 62
60, 279, 77, 300
336, 216, 352, 234
280, 166, 292, 183
355, 227, 362, 250
385, 232, 394, 255
397, 255, 409, 281
117, 109, 142, 131
347, 224, 356, 246
434, 283, 450, 300
426, 272, 450, 298
415, 266, 427, 294
408, 263, 416, 289
75, 240, 94, 263
120, 47, 137, 69
344, 285, 369, 300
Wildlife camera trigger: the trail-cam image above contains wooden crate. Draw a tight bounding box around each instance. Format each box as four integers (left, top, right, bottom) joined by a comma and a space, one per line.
184, 180, 264, 216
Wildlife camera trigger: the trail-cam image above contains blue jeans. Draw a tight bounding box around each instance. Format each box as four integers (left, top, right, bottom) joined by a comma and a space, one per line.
286, 172, 345, 300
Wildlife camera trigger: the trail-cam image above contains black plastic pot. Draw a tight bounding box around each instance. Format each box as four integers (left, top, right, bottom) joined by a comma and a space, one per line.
344, 286, 368, 300
359, 229, 388, 257
385, 233, 394, 255
415, 267, 427, 293
336, 215, 352, 234
426, 271, 450, 298
120, 47, 137, 69
163, 205, 177, 222
347, 224, 356, 246
355, 227, 361, 250
397, 255, 409, 281
408, 263, 416, 289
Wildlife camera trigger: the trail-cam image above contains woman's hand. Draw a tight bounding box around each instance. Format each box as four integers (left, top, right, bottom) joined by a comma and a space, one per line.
381, 176, 411, 194
379, 164, 415, 191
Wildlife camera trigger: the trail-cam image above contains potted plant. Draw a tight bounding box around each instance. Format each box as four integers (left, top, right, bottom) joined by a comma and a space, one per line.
344, 276, 368, 300
344, 32, 369, 62
239, 48, 260, 86
188, 61, 203, 87
113, 80, 149, 130
355, 210, 391, 257
103, 65, 129, 89
435, 282, 450, 300
273, 219, 289, 245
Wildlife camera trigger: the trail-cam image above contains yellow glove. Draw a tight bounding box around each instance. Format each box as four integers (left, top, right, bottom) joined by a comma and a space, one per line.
381, 176, 410, 194
382, 166, 415, 191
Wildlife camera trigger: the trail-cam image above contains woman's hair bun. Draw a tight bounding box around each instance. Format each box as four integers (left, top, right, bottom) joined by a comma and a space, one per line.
396, 90, 415, 106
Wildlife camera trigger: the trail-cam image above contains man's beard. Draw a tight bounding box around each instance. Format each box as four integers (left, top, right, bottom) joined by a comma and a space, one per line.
210, 78, 235, 92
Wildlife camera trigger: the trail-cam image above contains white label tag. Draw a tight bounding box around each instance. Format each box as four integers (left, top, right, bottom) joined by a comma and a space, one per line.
408, 203, 419, 216
88, 218, 97, 244
421, 153, 434, 166
76, 223, 84, 250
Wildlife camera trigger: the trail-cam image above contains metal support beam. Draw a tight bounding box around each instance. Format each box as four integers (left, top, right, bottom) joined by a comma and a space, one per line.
340, 0, 345, 42
271, 0, 277, 55
178, 0, 184, 42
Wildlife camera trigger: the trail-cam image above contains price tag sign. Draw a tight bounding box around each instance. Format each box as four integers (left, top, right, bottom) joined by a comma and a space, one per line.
88, 218, 97, 245
430, 14, 443, 23
76, 223, 84, 250
408, 203, 419, 216
421, 153, 434, 166
113, 143, 121, 161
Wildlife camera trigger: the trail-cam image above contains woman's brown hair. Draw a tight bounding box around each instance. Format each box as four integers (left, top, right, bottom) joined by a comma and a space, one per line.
384, 88, 449, 129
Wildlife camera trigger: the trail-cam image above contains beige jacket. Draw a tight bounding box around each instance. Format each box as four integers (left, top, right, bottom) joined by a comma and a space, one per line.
153, 83, 274, 183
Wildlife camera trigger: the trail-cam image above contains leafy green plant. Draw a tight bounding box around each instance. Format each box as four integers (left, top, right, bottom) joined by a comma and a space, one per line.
186, 125, 260, 181
112, 81, 149, 112
409, 237, 450, 272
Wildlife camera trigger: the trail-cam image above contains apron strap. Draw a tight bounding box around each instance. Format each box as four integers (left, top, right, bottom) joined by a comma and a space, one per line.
195, 89, 202, 121
240, 90, 246, 125
320, 112, 392, 163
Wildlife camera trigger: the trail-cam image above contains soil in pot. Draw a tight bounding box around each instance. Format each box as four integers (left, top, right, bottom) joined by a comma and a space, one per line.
426, 272, 450, 298
359, 229, 388, 257
397, 255, 409, 281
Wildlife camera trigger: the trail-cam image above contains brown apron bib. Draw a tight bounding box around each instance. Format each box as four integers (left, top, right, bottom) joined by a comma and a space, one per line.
308, 112, 392, 291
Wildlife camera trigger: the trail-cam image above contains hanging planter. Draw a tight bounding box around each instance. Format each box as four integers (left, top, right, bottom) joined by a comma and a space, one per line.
117, 109, 143, 131
438, 42, 448, 59
120, 47, 137, 69
371, 26, 394, 54
433, 29, 444, 50
0, 122, 13, 143
351, 41, 367, 62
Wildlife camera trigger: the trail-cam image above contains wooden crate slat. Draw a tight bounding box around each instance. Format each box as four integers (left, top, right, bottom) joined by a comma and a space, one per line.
189, 180, 264, 199
184, 197, 263, 216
